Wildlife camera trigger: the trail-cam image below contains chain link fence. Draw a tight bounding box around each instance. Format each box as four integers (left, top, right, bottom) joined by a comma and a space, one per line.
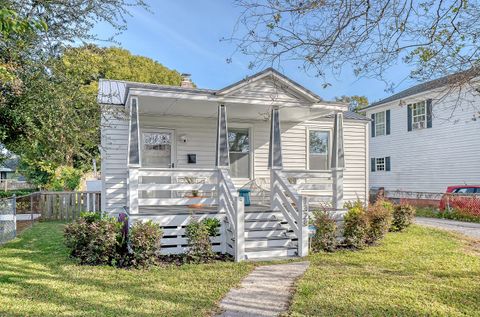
370, 188, 480, 218
0, 196, 16, 244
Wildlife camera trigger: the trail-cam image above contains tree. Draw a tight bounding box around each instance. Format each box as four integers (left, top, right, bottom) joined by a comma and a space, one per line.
335, 95, 369, 112
0, 45, 182, 187
228, 1, 480, 93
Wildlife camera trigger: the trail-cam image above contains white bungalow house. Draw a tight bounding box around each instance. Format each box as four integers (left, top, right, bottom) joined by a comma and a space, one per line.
98, 68, 370, 261
364, 70, 480, 195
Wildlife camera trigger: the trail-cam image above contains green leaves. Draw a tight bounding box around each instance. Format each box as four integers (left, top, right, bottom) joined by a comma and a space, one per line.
0, 8, 47, 37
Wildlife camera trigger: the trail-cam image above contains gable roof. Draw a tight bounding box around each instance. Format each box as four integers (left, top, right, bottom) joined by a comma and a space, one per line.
365, 68, 479, 110
215, 67, 323, 102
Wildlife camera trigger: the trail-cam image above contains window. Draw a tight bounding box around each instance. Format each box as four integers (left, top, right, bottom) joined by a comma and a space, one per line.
228, 128, 250, 178
411, 101, 426, 130
375, 157, 385, 171
309, 130, 329, 170
371, 156, 391, 172
454, 187, 476, 194
375, 111, 386, 136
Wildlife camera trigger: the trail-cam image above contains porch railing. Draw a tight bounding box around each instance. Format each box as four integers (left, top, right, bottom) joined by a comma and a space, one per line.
282, 169, 334, 206
218, 168, 244, 261
270, 169, 309, 257
135, 168, 218, 207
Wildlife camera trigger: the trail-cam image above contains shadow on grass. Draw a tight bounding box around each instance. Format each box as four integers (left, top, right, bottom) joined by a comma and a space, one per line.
0, 222, 252, 317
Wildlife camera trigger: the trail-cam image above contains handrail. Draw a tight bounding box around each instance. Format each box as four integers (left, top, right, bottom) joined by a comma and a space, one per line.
217, 168, 244, 261
271, 169, 309, 257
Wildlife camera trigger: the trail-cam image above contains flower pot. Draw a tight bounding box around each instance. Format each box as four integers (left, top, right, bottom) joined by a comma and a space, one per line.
186, 195, 206, 209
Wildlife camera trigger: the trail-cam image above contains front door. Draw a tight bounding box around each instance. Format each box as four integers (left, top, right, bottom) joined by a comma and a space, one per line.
140, 129, 175, 199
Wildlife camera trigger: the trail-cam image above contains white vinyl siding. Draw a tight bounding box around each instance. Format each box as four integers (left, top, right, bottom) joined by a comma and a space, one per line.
366, 87, 480, 193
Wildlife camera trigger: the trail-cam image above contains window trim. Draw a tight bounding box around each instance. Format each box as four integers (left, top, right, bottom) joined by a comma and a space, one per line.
375, 157, 385, 171
306, 128, 332, 171
374, 111, 386, 136
411, 100, 427, 130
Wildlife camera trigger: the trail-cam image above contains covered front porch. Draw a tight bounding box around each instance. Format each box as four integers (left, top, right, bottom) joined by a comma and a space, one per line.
123, 70, 348, 260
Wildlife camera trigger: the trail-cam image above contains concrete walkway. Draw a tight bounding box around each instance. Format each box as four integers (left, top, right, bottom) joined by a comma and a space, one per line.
415, 217, 480, 239
216, 261, 309, 317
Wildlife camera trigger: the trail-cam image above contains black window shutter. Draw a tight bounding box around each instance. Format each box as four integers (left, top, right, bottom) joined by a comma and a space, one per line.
385, 156, 391, 171
407, 105, 412, 131
371, 157, 376, 172
386, 110, 391, 135
371, 113, 376, 137
426, 99, 433, 128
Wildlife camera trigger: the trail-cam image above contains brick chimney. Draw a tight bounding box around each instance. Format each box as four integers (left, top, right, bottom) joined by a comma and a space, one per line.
180, 73, 194, 88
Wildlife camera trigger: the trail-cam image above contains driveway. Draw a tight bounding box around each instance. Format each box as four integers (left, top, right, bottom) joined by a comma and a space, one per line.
415, 217, 480, 239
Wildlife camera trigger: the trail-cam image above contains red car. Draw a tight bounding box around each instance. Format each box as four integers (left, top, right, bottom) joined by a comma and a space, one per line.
439, 185, 480, 211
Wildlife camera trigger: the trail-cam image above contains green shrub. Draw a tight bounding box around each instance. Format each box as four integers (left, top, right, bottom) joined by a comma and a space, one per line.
201, 218, 221, 236
64, 215, 121, 265
311, 209, 337, 252
128, 221, 163, 268
79, 211, 102, 223
343, 202, 368, 249
47, 165, 82, 191
391, 204, 416, 231
365, 200, 393, 245
185, 218, 215, 263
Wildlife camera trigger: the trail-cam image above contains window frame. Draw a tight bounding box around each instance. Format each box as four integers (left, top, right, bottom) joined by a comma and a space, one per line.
307, 128, 331, 171
374, 111, 386, 136
411, 100, 427, 130
375, 157, 385, 171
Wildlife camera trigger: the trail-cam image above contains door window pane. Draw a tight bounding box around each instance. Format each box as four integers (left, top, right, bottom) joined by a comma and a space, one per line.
141, 132, 172, 167
309, 131, 329, 170
228, 128, 250, 178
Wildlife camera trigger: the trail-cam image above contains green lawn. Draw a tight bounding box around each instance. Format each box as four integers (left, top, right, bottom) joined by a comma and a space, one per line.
0, 222, 254, 317
289, 225, 480, 316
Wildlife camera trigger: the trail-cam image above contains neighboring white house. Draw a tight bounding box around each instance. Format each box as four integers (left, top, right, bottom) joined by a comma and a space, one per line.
364, 72, 480, 194
98, 68, 370, 260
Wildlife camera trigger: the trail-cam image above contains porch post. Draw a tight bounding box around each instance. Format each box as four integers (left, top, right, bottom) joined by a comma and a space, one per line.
128, 97, 141, 214
268, 106, 283, 169
215, 104, 230, 168
331, 112, 345, 210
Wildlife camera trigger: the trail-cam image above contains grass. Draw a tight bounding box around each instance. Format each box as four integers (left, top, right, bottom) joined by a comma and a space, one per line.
0, 222, 254, 317
416, 207, 480, 223
289, 225, 480, 316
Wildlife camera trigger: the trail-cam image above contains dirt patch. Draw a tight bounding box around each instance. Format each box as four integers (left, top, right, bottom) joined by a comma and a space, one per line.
460, 237, 480, 257
16, 220, 34, 234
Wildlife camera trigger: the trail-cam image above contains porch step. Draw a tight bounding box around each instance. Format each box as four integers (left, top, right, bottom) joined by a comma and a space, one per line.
245, 246, 298, 260
245, 236, 297, 248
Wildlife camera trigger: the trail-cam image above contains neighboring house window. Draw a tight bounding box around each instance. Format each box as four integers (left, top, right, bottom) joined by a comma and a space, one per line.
370, 110, 390, 137
308, 130, 329, 170
412, 101, 426, 130
371, 156, 391, 172
375, 111, 385, 136
408, 99, 433, 131
228, 128, 250, 178
376, 157, 385, 171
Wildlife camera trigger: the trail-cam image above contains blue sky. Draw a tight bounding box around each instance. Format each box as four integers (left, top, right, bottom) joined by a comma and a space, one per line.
94, 0, 414, 103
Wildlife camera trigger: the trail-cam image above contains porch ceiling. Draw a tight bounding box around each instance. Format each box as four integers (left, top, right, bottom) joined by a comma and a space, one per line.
137, 96, 339, 121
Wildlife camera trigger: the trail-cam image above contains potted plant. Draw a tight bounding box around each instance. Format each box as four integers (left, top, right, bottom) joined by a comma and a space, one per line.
184, 177, 206, 209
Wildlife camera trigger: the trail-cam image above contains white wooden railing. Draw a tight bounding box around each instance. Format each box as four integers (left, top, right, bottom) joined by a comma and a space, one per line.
131, 167, 218, 209
282, 169, 334, 206
218, 168, 245, 261
270, 169, 309, 257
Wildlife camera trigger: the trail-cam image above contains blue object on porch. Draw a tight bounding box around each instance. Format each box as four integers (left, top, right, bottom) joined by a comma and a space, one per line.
238, 189, 251, 206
